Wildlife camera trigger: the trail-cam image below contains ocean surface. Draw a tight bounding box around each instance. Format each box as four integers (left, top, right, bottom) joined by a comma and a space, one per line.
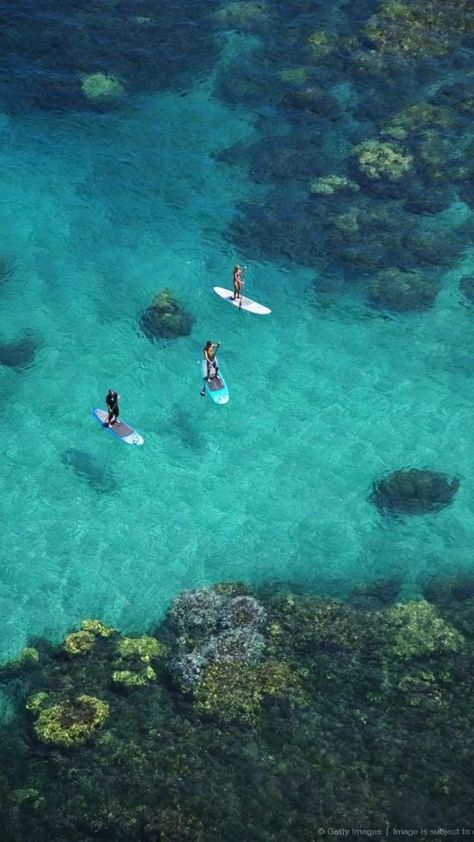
1, 0, 474, 664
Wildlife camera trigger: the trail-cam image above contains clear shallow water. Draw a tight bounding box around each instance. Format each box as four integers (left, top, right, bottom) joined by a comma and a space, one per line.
1, 16, 474, 663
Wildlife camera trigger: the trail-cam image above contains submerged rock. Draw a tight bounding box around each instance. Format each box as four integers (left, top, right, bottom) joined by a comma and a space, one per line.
459, 275, 474, 304
140, 289, 194, 340
61, 449, 115, 494
368, 268, 439, 312
0, 335, 37, 369
371, 468, 460, 515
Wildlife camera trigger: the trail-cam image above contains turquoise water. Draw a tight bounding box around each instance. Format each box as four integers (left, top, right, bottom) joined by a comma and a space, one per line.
1, 7, 474, 664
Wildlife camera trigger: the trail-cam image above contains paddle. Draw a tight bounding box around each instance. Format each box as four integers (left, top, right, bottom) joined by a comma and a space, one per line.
239, 266, 247, 307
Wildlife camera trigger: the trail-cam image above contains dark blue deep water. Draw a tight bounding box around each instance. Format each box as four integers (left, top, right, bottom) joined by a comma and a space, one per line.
0, 0, 474, 838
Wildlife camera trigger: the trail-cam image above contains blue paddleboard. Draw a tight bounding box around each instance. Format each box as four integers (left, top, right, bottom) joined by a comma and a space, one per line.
200, 360, 229, 405
92, 407, 144, 446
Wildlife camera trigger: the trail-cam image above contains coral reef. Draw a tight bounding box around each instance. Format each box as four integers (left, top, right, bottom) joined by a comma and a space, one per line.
168, 587, 267, 694
0, 582, 474, 838
371, 468, 460, 515
140, 289, 195, 341
168, 588, 226, 639
309, 174, 359, 195
201, 627, 266, 665
363, 0, 474, 59
353, 139, 413, 183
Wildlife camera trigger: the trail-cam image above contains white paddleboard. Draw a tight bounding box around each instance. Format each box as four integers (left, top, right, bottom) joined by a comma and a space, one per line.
92, 407, 144, 446
213, 286, 271, 315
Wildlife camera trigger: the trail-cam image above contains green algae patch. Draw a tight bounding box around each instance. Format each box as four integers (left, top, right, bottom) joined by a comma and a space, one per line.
385, 601, 465, 659
195, 662, 263, 725
33, 695, 109, 747
63, 630, 96, 657
116, 636, 168, 662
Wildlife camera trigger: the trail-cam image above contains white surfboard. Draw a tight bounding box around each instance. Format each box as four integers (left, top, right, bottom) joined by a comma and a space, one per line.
92, 407, 144, 446
213, 286, 271, 315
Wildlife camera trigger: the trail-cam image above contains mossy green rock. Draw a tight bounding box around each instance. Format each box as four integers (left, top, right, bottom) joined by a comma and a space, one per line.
63, 630, 96, 657
112, 666, 156, 687
81, 619, 116, 638
26, 692, 49, 714
81, 73, 124, 102
113, 636, 167, 687
33, 695, 109, 747
386, 601, 464, 659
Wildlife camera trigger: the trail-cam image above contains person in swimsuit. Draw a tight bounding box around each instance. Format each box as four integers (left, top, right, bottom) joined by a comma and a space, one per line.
201, 341, 220, 396
232, 264, 246, 302
105, 389, 120, 426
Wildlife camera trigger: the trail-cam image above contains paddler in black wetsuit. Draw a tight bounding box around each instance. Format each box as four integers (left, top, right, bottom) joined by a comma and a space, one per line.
105, 389, 120, 426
